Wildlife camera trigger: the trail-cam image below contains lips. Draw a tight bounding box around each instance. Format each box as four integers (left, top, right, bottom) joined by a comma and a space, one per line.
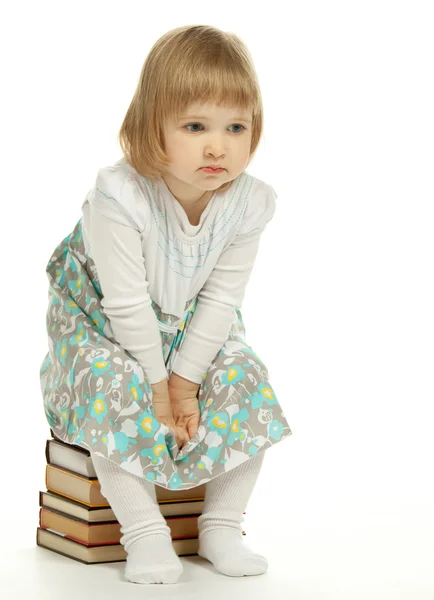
201, 167, 225, 173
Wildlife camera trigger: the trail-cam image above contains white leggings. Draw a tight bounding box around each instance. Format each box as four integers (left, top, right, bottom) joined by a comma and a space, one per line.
91, 452, 266, 551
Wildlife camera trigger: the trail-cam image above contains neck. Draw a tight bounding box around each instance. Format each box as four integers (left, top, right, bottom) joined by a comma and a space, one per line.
162, 174, 214, 207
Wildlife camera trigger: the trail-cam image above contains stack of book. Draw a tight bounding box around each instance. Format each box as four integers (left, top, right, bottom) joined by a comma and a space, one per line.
36, 431, 246, 564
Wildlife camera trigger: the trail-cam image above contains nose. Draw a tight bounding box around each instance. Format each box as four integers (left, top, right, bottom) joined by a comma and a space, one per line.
205, 136, 226, 157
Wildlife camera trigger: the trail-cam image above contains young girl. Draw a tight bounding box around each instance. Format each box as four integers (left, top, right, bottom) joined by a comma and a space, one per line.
40, 24, 292, 585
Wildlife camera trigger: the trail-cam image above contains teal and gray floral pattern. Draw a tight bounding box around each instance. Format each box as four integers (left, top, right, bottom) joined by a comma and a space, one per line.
40, 218, 292, 490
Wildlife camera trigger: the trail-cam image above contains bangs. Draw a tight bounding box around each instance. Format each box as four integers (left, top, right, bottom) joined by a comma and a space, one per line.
164, 70, 258, 122
156, 34, 260, 123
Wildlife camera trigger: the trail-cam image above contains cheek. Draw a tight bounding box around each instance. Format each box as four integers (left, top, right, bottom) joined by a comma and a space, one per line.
237, 141, 252, 159
169, 133, 195, 154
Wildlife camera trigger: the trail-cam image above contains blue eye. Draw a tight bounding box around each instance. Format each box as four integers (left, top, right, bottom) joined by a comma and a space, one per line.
184, 123, 246, 134
229, 124, 246, 134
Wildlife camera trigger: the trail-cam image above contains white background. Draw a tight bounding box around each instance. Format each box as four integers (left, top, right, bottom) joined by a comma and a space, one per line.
1, 1, 433, 598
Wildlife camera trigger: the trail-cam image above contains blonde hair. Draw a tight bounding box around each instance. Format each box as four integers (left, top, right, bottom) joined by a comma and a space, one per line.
118, 25, 264, 194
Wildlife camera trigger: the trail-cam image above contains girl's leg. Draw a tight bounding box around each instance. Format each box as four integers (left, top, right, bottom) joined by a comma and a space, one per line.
91, 453, 183, 584
197, 451, 268, 576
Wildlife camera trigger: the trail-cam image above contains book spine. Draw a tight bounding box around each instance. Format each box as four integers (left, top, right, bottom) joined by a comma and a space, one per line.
45, 439, 50, 465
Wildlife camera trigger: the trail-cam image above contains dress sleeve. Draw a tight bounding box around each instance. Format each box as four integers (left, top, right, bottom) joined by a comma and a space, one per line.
170, 182, 277, 383
90, 166, 150, 234
86, 173, 167, 385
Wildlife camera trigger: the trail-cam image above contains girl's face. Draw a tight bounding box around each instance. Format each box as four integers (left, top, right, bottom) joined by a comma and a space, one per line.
162, 101, 253, 202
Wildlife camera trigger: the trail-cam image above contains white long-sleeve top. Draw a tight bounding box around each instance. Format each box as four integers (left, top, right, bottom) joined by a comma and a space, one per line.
80, 158, 277, 385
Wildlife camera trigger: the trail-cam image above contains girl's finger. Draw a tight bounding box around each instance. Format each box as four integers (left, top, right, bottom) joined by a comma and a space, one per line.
187, 423, 197, 439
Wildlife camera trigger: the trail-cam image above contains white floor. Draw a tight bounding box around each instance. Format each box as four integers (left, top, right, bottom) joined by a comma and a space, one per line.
2, 499, 433, 600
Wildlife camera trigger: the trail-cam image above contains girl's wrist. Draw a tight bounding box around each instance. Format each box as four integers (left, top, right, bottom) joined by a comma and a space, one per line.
151, 377, 169, 396
169, 372, 200, 392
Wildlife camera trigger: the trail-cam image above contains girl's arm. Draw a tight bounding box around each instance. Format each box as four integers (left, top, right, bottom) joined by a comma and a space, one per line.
87, 206, 168, 386
170, 182, 277, 385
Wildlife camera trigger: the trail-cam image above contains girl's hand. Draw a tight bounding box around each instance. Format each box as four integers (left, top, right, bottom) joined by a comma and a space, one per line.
168, 374, 201, 442
152, 392, 190, 449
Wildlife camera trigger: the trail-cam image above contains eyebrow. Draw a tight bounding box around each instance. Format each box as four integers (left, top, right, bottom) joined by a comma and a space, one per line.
179, 116, 252, 123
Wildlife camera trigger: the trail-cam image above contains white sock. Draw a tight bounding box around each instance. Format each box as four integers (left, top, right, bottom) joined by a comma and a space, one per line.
91, 454, 183, 584
197, 452, 268, 577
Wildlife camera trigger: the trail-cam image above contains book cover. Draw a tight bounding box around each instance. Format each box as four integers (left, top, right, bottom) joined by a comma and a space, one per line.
36, 527, 199, 564
39, 506, 201, 545
39, 490, 208, 521
45, 463, 208, 507
45, 440, 208, 503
